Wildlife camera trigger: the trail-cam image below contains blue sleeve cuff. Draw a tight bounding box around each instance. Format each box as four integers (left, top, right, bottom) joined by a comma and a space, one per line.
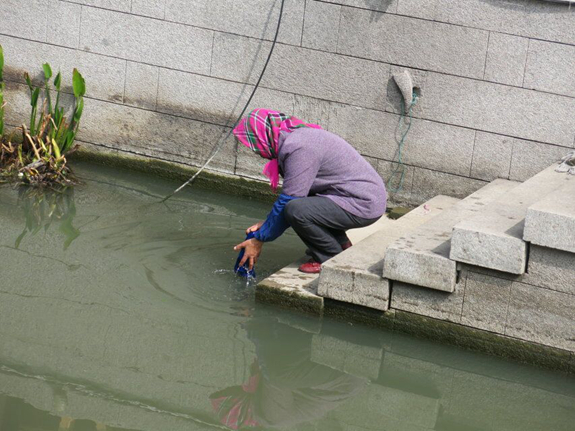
253, 194, 299, 242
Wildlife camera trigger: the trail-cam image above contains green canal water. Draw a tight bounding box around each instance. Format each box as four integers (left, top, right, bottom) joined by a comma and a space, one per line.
0, 161, 574, 431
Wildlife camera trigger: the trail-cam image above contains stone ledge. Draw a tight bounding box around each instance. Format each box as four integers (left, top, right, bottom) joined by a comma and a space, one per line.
524, 180, 575, 254
255, 283, 324, 315
459, 247, 575, 297
255, 258, 324, 315
319, 195, 460, 311
70, 144, 278, 203
451, 164, 573, 274
384, 179, 518, 292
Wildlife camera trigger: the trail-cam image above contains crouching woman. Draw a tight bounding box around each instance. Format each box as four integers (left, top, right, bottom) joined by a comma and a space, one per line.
234, 109, 387, 274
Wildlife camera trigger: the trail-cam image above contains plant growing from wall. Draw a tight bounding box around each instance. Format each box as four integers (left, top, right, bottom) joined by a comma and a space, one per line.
0, 44, 86, 188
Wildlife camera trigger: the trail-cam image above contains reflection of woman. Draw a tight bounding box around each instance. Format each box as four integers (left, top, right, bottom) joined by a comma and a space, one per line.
234, 109, 387, 273
209, 317, 367, 429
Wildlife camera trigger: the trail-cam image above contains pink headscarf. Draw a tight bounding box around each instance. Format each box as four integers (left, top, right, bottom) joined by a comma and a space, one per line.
233, 109, 322, 192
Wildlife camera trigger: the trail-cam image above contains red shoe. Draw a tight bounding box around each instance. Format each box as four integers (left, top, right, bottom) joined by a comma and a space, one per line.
341, 241, 353, 250
299, 259, 322, 274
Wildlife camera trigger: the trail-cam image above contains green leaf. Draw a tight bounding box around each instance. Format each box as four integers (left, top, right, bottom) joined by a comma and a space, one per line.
37, 111, 45, 134
0, 44, 4, 82
53, 108, 61, 127
44, 70, 53, 115
73, 98, 84, 123
54, 72, 61, 90
31, 87, 40, 107
52, 138, 61, 159
24, 73, 33, 91
72, 69, 86, 98
30, 87, 40, 134
62, 130, 75, 153
42, 63, 52, 80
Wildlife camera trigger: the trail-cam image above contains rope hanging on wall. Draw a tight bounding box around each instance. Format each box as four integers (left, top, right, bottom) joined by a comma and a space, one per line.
162, 0, 286, 203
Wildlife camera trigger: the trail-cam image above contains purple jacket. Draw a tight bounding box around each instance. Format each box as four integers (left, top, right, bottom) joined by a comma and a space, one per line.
278, 128, 387, 219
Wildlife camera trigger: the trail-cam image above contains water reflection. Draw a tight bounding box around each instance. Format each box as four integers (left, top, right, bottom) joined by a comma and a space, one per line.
1, 310, 574, 431
0, 395, 124, 431
210, 316, 366, 429
14, 186, 80, 250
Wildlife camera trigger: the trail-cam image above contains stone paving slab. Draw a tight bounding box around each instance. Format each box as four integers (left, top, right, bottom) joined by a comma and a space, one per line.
524, 179, 575, 254
384, 179, 518, 292
451, 165, 573, 274
319, 195, 460, 311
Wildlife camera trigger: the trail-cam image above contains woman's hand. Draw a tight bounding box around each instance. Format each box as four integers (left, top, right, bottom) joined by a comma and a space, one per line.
234, 238, 264, 270
246, 221, 264, 234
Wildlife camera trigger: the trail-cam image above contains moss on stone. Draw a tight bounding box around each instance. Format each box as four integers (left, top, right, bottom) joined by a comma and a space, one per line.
388, 206, 412, 220
255, 282, 324, 316
322, 299, 396, 330
70, 146, 278, 203
391, 310, 573, 374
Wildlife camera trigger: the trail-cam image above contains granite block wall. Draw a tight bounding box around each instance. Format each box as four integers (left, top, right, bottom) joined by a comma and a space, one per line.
390, 246, 575, 354
1, 0, 575, 204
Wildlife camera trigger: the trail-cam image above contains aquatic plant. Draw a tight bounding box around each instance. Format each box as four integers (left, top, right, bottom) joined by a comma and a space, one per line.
0, 44, 86, 188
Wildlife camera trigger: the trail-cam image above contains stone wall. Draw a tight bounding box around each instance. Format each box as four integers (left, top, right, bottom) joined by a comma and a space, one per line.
2, 0, 575, 204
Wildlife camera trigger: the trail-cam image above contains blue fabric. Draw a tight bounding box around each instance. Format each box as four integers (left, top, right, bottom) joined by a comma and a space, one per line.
235, 232, 257, 278
254, 194, 299, 242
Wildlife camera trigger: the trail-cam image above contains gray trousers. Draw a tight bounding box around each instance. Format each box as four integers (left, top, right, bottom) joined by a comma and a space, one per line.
284, 196, 381, 263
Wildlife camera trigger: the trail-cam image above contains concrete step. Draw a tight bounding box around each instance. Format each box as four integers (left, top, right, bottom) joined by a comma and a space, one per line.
450, 165, 573, 274
383, 179, 519, 292
524, 178, 575, 254
318, 195, 460, 310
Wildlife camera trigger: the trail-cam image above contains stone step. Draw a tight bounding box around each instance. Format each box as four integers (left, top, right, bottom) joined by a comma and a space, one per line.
255, 210, 413, 314
384, 179, 519, 292
524, 179, 575, 254
450, 165, 573, 274
256, 257, 324, 315
318, 195, 460, 310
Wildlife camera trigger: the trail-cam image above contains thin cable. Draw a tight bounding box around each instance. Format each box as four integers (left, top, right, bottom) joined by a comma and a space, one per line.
162, 0, 286, 203
387, 93, 418, 194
